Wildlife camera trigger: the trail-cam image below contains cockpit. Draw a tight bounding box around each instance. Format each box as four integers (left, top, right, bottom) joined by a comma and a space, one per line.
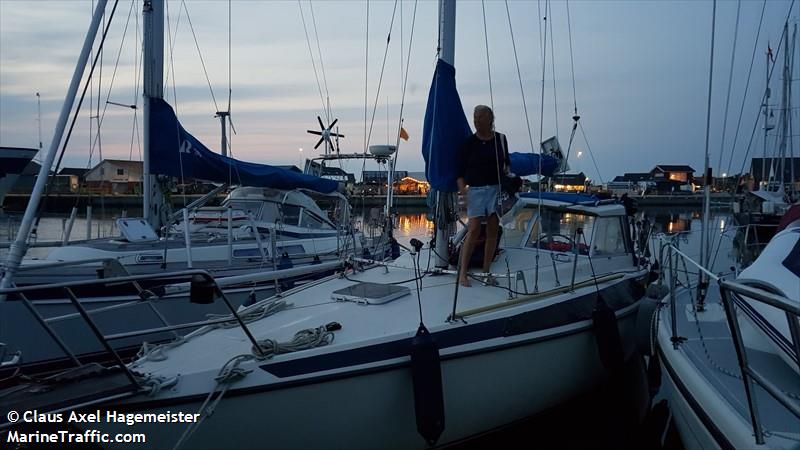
501, 195, 632, 258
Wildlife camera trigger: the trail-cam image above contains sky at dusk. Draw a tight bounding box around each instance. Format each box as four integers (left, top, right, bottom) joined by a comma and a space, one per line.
0, 0, 797, 182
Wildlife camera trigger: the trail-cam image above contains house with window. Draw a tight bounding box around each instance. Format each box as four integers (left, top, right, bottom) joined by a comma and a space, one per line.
552, 172, 588, 192
84, 159, 143, 194
396, 171, 429, 195
648, 165, 696, 192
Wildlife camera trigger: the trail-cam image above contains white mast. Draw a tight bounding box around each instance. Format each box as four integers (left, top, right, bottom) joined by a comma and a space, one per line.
0, 0, 109, 292
698, 0, 716, 309
433, 0, 456, 268
142, 0, 165, 231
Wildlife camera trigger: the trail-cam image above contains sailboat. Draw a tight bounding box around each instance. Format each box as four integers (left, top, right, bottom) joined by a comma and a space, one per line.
646, 10, 800, 449
650, 211, 800, 450
0, 1, 651, 447
733, 25, 799, 263
0, 0, 384, 378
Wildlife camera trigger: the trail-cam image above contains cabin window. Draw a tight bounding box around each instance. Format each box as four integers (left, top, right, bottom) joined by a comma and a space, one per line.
259, 203, 279, 222
526, 209, 593, 255
280, 205, 301, 226
116, 168, 125, 176
300, 211, 334, 230
228, 201, 263, 220
591, 217, 628, 256
502, 206, 535, 246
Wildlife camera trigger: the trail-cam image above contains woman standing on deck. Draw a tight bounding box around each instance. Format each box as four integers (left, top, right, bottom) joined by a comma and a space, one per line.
456, 105, 509, 287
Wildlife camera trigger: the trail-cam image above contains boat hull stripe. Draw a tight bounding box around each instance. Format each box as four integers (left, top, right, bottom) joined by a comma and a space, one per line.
259, 275, 646, 378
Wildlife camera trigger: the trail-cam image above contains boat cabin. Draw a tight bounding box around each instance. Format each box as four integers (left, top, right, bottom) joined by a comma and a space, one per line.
501, 193, 632, 258
190, 187, 338, 233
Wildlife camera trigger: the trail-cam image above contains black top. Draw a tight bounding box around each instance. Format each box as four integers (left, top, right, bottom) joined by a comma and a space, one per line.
457, 132, 509, 187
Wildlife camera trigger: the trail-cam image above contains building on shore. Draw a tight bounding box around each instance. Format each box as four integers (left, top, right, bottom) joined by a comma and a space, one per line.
552, 172, 588, 192
84, 159, 143, 195
396, 171, 429, 195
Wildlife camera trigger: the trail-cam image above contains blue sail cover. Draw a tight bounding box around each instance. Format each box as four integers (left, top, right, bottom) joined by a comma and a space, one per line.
149, 98, 338, 193
421, 59, 472, 192
509, 152, 559, 177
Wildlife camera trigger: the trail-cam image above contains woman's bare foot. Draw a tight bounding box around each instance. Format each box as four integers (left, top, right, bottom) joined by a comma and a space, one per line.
459, 277, 472, 287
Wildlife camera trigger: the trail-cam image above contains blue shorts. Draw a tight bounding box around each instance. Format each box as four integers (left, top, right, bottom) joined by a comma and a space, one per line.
466, 185, 500, 218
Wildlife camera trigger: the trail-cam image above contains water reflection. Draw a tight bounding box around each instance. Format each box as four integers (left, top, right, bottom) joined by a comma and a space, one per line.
647, 211, 693, 234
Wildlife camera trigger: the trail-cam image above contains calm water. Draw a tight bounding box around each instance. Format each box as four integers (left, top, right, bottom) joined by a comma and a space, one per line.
0, 205, 737, 449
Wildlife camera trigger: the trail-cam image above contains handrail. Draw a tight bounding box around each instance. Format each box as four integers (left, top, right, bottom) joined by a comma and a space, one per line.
0, 269, 266, 379
656, 232, 800, 446
718, 279, 800, 445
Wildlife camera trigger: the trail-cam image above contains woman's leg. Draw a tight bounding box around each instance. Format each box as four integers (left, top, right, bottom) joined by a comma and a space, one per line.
458, 217, 481, 286
482, 213, 499, 274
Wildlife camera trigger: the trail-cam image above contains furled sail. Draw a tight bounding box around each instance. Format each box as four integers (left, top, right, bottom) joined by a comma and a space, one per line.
509, 152, 560, 177
421, 59, 472, 192
149, 99, 339, 193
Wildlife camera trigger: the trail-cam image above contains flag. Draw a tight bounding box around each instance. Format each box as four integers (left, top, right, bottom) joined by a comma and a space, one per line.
399, 126, 409, 141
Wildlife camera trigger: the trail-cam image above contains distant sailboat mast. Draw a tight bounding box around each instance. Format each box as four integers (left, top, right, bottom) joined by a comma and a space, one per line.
762, 41, 774, 190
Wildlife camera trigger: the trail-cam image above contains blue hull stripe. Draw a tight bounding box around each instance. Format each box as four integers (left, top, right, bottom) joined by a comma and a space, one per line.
260, 275, 646, 378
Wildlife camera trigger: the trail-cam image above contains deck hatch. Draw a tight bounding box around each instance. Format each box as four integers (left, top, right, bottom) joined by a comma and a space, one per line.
331, 282, 410, 304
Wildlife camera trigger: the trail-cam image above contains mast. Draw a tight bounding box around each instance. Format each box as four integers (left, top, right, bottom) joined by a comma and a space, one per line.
762, 42, 772, 190
142, 0, 165, 231
0, 0, 109, 292
36, 92, 42, 150
433, 0, 456, 268
216, 111, 230, 157
698, 0, 716, 309
792, 25, 798, 199
779, 23, 790, 194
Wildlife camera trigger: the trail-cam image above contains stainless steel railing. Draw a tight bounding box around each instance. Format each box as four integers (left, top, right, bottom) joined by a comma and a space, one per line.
0, 269, 265, 387
718, 279, 800, 445
657, 234, 800, 445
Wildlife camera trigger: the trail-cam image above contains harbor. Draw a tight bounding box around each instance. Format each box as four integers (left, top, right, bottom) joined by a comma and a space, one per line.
0, 0, 798, 449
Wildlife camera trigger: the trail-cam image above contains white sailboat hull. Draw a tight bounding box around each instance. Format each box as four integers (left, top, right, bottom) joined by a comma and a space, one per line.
97, 308, 638, 449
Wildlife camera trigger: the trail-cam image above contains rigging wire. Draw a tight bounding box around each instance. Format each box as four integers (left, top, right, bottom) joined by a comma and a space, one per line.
164, 0, 182, 112
309, 1, 332, 123
548, 0, 559, 138
566, 0, 578, 116
35, 0, 120, 222
504, 1, 536, 157
578, 122, 604, 184
715, 0, 741, 181
363, 0, 399, 154
132, 0, 143, 162
733, 0, 796, 181
480, 0, 495, 109
298, 1, 329, 124
533, 0, 550, 293
181, 0, 220, 112
390, 0, 419, 185
725, 0, 766, 176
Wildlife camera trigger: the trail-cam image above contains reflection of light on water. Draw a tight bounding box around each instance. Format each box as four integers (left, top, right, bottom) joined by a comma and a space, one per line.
668, 222, 673, 233
719, 218, 725, 230
395, 213, 434, 243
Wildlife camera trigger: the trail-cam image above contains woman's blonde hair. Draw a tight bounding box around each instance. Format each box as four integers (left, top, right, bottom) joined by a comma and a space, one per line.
473, 104, 494, 122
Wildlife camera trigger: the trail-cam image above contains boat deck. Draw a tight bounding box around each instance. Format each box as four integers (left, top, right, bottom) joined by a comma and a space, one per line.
661, 285, 800, 448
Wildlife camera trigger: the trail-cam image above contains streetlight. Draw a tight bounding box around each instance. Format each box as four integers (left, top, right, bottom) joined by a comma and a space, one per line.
298, 147, 303, 169
577, 151, 583, 158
